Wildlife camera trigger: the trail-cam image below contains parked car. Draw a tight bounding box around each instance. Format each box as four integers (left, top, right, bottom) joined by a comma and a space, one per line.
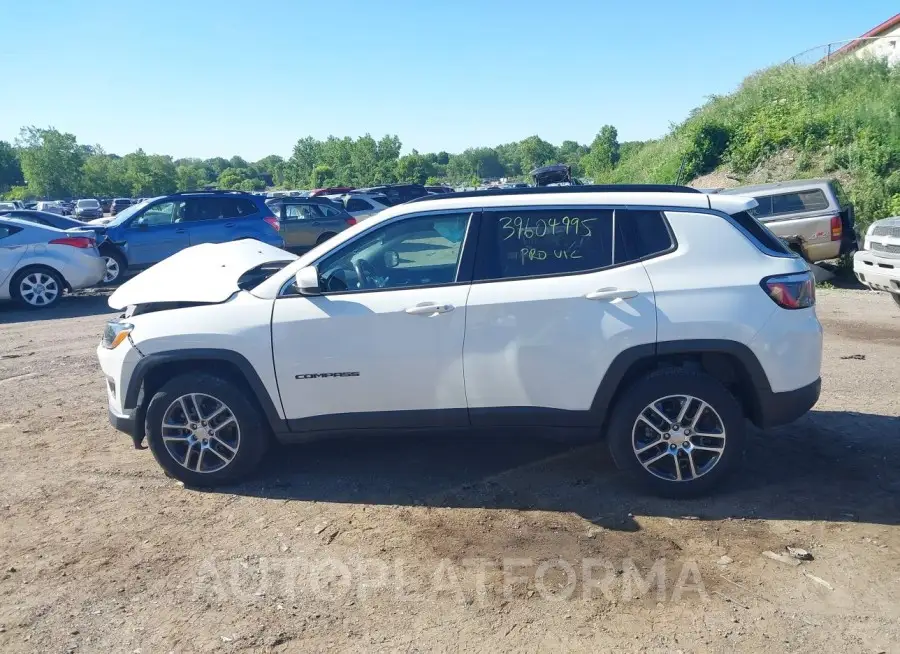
79, 190, 283, 285
352, 183, 428, 206
110, 198, 132, 216
24, 202, 38, 210
0, 201, 24, 211
0, 209, 89, 230
719, 179, 857, 262
58, 200, 75, 216
35, 201, 65, 215
99, 198, 112, 213
854, 215, 900, 308
309, 187, 354, 197
98, 184, 822, 495
337, 193, 391, 220
265, 196, 356, 250
0, 217, 105, 308
75, 198, 103, 219
531, 164, 576, 187
425, 185, 454, 194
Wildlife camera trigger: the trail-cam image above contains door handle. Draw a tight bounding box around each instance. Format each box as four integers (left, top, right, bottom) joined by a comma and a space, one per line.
174, 228, 186, 234
224, 222, 235, 228
584, 287, 638, 301
405, 302, 455, 316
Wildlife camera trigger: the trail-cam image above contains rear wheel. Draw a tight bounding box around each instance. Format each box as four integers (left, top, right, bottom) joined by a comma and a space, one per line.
145, 373, 270, 486
607, 368, 745, 498
100, 249, 126, 285
11, 267, 64, 309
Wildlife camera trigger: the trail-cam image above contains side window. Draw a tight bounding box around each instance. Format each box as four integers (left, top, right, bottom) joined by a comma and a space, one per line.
136, 201, 180, 227
187, 198, 225, 222
318, 204, 342, 218
475, 208, 613, 281
219, 198, 258, 218
728, 211, 793, 255
316, 212, 471, 293
285, 204, 322, 221
0, 225, 22, 239
614, 210, 673, 263
346, 198, 371, 212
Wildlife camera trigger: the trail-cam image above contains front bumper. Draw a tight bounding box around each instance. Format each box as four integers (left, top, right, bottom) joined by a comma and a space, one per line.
854, 250, 900, 294
755, 378, 822, 429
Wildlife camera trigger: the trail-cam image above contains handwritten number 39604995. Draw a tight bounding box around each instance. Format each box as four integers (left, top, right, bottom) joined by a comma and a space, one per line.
500, 216, 596, 241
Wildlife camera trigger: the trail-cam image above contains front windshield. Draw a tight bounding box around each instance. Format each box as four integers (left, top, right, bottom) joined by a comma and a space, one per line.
77, 199, 99, 207
106, 198, 153, 226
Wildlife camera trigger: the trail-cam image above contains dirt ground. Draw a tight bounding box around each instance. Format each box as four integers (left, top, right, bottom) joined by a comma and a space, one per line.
0, 288, 898, 653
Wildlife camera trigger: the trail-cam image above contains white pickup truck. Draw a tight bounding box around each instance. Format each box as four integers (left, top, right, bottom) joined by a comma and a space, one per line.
854, 216, 900, 308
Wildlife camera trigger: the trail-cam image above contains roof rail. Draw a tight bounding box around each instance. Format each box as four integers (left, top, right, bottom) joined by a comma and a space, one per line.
407, 184, 701, 204
167, 189, 254, 196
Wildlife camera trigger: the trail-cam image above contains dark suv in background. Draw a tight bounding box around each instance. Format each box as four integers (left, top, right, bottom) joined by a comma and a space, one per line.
110, 198, 132, 215
352, 183, 428, 205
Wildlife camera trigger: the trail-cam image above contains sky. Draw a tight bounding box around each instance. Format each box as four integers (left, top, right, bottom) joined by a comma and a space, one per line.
0, 0, 896, 160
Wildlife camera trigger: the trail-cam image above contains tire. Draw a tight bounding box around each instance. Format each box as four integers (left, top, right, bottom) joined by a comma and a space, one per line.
606, 368, 745, 498
100, 248, 126, 285
144, 373, 270, 486
316, 232, 337, 245
10, 267, 65, 309
892, 294, 900, 310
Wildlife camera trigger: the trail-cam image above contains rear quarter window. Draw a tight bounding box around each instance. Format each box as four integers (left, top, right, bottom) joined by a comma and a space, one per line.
728, 211, 794, 255
752, 189, 829, 218
614, 210, 673, 263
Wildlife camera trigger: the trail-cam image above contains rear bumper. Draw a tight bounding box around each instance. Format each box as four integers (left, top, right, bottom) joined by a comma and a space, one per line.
854, 250, 900, 294
755, 378, 821, 429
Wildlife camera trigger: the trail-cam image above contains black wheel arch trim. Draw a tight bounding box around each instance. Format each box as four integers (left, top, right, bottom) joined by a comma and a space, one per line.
590, 339, 776, 427
123, 348, 289, 435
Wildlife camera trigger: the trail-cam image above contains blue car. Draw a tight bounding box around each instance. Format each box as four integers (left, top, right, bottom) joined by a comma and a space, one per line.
84, 191, 284, 284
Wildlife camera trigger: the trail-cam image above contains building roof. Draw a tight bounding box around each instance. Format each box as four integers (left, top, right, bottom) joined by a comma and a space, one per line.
828, 12, 900, 59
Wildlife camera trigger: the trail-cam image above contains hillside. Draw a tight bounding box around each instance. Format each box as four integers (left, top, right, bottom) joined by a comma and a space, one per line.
593, 58, 900, 231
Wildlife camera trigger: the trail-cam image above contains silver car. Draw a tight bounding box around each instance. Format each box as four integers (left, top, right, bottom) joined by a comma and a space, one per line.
0, 217, 106, 308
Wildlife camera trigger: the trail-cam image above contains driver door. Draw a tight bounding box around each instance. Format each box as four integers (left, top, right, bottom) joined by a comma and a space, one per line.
124, 200, 190, 266
271, 210, 478, 431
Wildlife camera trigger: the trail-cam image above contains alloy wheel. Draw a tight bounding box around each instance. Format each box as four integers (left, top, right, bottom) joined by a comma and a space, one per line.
102, 257, 120, 283
161, 393, 241, 474
631, 394, 727, 482
19, 272, 60, 307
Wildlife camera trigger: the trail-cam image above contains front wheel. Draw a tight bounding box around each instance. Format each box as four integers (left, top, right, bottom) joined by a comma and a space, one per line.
144, 374, 270, 486
607, 369, 745, 498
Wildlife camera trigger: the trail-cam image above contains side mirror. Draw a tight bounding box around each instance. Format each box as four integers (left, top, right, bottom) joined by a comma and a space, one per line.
295, 265, 321, 295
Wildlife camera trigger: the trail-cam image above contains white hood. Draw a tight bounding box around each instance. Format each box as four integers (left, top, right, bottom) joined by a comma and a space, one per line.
108, 240, 296, 310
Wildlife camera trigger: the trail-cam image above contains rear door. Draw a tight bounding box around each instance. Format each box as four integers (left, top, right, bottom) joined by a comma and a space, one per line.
281, 202, 325, 249
185, 197, 260, 245
462, 206, 658, 426
124, 200, 191, 266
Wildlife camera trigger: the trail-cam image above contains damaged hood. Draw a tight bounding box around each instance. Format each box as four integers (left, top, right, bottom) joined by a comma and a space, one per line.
108, 240, 296, 310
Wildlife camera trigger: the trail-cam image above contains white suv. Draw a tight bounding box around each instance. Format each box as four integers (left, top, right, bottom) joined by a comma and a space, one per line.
854, 215, 900, 308
97, 186, 823, 497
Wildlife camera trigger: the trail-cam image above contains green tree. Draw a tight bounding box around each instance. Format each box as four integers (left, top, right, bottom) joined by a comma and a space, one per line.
582, 125, 620, 178
518, 135, 557, 174
16, 126, 85, 198
286, 137, 323, 188
395, 150, 437, 184
0, 141, 24, 193
176, 164, 207, 191
310, 164, 335, 188
255, 155, 286, 186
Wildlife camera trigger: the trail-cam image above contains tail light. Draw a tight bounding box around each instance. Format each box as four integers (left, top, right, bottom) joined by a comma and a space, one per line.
263, 215, 280, 232
830, 215, 842, 241
345, 217, 357, 226
761, 272, 815, 310
50, 236, 95, 249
